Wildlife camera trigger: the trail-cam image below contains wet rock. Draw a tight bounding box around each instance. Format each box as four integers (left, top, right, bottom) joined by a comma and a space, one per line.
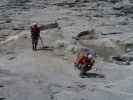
75, 0, 81, 2
123, 37, 133, 52
113, 5, 133, 15
75, 0, 89, 3
40, 22, 59, 30
66, 45, 79, 54
93, 14, 104, 18
0, 19, 11, 24
0, 30, 11, 39
53, 40, 69, 48
53, 0, 78, 7
104, 85, 113, 88
76, 29, 97, 40
5, 19, 12, 23
109, 0, 122, 4
0, 98, 6, 100
112, 56, 133, 65
101, 32, 123, 35
0, 85, 4, 88
12, 27, 25, 30
79, 38, 124, 60
8, 56, 16, 61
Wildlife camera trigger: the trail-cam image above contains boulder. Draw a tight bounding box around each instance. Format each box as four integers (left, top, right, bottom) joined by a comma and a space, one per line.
113, 5, 133, 15
53, 40, 69, 48
40, 22, 59, 30
79, 38, 124, 60
76, 29, 97, 40
122, 37, 133, 52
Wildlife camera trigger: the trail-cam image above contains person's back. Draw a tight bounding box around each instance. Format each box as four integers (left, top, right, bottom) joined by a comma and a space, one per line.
31, 24, 40, 37
30, 23, 40, 51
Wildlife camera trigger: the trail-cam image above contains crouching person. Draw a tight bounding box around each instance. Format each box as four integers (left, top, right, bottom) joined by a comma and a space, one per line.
74, 48, 95, 77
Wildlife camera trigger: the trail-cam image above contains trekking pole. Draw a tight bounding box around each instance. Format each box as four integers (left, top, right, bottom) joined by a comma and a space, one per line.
39, 36, 45, 48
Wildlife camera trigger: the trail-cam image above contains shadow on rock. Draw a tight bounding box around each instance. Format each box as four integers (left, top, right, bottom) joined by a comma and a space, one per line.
80, 73, 105, 78
37, 46, 54, 51
0, 97, 6, 100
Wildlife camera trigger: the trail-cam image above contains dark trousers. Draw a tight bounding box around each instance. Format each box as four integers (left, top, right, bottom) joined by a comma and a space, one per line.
31, 36, 39, 50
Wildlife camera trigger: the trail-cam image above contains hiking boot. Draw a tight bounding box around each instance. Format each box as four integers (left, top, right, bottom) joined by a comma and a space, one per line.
79, 72, 87, 78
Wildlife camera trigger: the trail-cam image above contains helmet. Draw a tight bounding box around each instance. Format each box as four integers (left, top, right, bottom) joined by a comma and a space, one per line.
31, 23, 37, 27
88, 54, 93, 59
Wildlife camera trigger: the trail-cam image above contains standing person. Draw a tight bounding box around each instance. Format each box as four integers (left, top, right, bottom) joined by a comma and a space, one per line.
30, 23, 40, 51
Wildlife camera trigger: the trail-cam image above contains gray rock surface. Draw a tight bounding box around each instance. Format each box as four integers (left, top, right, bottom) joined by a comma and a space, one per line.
1, 0, 133, 100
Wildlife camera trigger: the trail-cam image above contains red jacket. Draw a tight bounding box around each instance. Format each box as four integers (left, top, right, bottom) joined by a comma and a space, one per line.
31, 25, 40, 37
77, 56, 91, 65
